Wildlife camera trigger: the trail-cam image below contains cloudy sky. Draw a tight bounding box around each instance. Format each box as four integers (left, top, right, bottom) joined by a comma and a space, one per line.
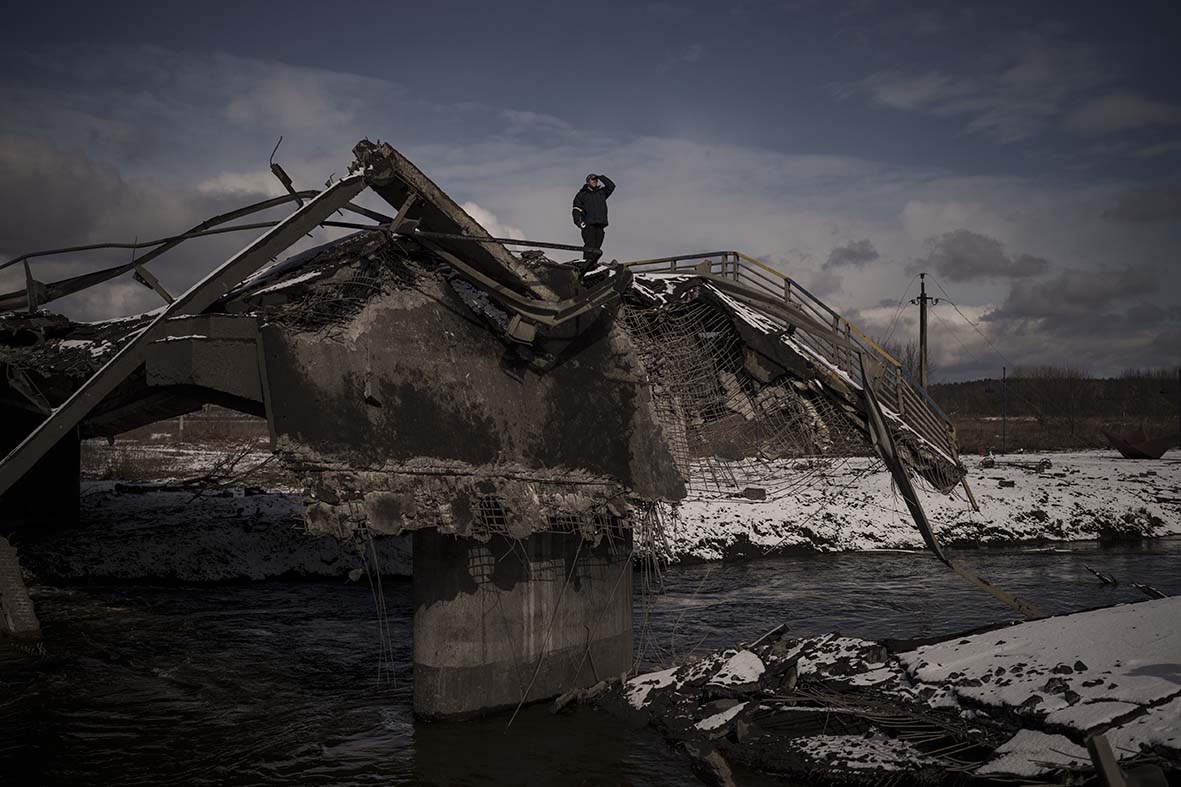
1, 0, 1179, 380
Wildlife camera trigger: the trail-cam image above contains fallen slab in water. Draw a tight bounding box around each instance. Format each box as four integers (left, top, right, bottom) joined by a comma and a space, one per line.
576, 597, 1180, 784
901, 596, 1181, 761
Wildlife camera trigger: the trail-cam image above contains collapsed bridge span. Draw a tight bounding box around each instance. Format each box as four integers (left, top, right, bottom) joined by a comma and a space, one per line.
0, 139, 967, 717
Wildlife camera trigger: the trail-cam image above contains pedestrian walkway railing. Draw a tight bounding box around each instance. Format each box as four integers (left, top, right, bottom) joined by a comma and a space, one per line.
622, 250, 960, 463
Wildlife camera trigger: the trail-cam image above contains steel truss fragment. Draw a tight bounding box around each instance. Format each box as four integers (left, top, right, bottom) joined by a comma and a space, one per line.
0, 192, 387, 314
0, 174, 368, 502
860, 354, 1042, 620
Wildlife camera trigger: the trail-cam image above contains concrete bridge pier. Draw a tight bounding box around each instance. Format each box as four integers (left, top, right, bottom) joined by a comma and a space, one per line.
412, 528, 633, 719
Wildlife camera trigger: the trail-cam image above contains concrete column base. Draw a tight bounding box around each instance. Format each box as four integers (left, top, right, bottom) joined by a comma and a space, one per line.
413, 528, 632, 720
0, 536, 39, 638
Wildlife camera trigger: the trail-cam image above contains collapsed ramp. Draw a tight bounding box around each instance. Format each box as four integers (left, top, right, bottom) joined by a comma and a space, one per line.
619, 253, 966, 497
615, 254, 1042, 617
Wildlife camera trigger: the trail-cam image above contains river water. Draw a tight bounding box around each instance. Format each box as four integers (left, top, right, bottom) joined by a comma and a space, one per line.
2, 538, 1178, 786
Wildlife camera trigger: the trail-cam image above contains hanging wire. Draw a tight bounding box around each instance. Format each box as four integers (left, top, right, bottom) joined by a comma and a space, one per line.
881, 273, 921, 347
928, 306, 992, 375
925, 288, 1058, 415
505, 536, 585, 729
928, 276, 1016, 370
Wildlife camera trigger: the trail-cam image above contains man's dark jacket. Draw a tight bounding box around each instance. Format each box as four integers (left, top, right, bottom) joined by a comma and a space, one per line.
572, 176, 616, 226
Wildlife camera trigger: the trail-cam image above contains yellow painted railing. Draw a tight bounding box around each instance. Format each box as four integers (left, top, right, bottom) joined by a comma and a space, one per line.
623, 250, 904, 366
728, 252, 901, 367
622, 250, 958, 458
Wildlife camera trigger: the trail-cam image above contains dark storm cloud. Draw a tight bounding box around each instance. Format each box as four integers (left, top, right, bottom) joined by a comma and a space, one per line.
910, 229, 1049, 282
1102, 183, 1181, 224
983, 266, 1156, 335
0, 134, 262, 252
804, 268, 844, 298
0, 134, 128, 254
0, 134, 279, 320
1152, 326, 1181, 360
1122, 301, 1169, 327
824, 238, 879, 269
0, 44, 408, 185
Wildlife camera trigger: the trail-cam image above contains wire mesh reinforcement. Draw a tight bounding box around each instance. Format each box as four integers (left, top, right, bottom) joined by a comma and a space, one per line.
621, 298, 875, 496
273, 254, 393, 340
267, 234, 428, 339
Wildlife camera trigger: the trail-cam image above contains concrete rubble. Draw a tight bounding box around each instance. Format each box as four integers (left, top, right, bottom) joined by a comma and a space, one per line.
575, 597, 1180, 785
0, 535, 39, 638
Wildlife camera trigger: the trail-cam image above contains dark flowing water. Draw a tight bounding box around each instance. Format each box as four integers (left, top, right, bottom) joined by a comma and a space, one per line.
2, 538, 1178, 786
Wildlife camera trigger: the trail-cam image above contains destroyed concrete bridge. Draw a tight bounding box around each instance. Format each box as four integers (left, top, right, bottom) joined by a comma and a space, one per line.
0, 140, 968, 718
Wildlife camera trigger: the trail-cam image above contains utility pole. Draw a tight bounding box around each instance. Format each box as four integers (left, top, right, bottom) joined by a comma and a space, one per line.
1002, 365, 1007, 455
910, 273, 939, 389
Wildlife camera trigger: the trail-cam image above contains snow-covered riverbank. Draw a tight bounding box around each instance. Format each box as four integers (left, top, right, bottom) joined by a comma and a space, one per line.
20, 450, 1178, 580
668, 451, 1181, 561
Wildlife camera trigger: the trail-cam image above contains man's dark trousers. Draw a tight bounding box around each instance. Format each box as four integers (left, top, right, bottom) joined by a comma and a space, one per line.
581, 224, 605, 263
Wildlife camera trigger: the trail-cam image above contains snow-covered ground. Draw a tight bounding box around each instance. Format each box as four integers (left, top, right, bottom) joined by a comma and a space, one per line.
614, 597, 1181, 780
901, 597, 1181, 765
80, 440, 289, 487
44, 447, 1178, 578
668, 451, 1181, 560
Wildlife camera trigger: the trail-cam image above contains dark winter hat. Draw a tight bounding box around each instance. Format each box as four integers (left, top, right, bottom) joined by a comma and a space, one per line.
586, 173, 598, 181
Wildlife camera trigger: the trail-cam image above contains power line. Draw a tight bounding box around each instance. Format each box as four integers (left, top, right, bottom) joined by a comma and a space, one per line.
928, 306, 993, 377
927, 277, 1056, 413
929, 302, 1049, 417
882, 273, 920, 346
927, 276, 1015, 369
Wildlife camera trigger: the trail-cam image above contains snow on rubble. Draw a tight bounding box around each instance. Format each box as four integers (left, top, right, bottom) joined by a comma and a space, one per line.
707, 650, 765, 686
900, 597, 1181, 759
976, 729, 1090, 777
584, 598, 1181, 784
668, 451, 1181, 560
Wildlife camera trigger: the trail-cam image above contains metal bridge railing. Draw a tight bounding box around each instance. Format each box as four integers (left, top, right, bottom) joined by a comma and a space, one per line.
622, 250, 960, 462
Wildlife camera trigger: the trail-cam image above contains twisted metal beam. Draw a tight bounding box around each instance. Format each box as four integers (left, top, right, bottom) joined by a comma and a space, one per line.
0, 189, 387, 313
0, 174, 368, 504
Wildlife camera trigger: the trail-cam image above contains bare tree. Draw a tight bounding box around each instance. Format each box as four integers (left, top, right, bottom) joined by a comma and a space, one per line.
1012, 366, 1092, 436
877, 338, 933, 386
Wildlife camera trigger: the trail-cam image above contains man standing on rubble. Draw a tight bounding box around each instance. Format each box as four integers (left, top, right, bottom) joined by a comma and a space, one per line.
572, 173, 615, 265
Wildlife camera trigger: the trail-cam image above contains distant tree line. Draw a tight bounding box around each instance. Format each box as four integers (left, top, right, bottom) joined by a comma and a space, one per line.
872, 340, 1179, 449
929, 367, 1181, 425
